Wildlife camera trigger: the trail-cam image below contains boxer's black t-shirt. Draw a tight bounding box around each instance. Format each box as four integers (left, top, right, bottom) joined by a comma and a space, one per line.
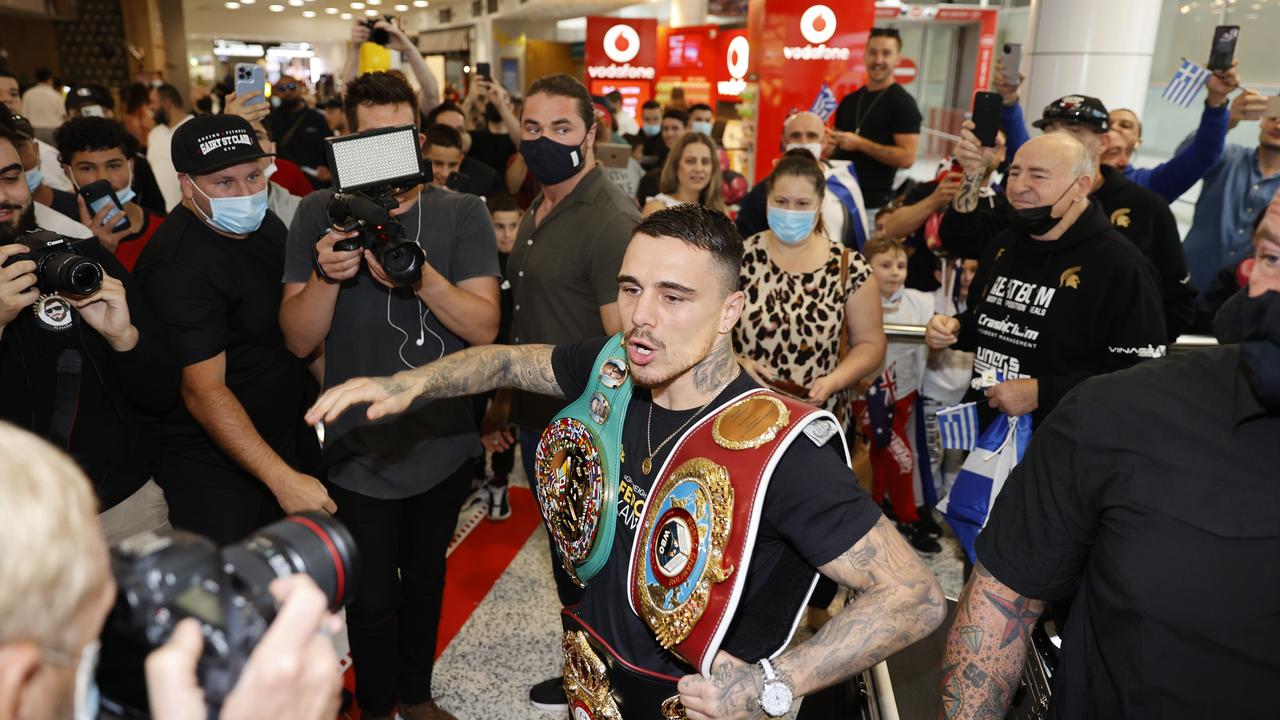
549, 337, 881, 677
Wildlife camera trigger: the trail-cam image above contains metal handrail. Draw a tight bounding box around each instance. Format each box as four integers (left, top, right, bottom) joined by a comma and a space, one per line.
882, 324, 1218, 354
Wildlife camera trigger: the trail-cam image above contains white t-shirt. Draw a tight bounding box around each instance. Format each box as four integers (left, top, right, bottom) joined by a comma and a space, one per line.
879, 287, 933, 397
37, 139, 73, 192
615, 110, 639, 137
147, 115, 191, 212
21, 84, 65, 129
34, 202, 93, 239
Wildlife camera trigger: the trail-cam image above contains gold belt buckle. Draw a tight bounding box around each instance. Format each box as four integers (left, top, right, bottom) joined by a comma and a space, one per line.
562, 631, 622, 719
660, 695, 689, 720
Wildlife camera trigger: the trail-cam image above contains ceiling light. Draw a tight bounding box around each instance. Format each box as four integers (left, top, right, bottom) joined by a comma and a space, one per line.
368, 0, 382, 4
289, 0, 304, 6
394, 3, 408, 9
302, 9, 316, 16
225, 1, 240, 7
350, 1, 364, 7
325, 5, 338, 11
412, 0, 427, 6
340, 10, 352, 17
364, 8, 378, 14
269, 3, 284, 10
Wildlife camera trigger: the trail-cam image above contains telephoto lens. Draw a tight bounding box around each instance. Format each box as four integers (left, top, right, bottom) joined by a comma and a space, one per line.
224, 511, 360, 612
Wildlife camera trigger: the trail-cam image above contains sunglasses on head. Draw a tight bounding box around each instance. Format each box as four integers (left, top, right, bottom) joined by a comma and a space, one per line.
280, 82, 298, 91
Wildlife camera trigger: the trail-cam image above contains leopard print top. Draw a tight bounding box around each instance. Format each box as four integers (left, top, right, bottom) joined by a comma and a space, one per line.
734, 232, 873, 415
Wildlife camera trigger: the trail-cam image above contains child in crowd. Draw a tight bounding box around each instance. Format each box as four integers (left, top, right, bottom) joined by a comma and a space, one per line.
859, 236, 940, 553
468, 194, 522, 520
922, 256, 979, 502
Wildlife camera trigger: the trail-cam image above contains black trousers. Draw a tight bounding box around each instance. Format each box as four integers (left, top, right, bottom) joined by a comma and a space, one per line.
329, 463, 471, 715
155, 456, 284, 545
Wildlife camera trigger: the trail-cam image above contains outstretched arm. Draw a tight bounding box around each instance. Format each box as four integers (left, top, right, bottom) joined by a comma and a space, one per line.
306, 344, 561, 424
940, 562, 1046, 720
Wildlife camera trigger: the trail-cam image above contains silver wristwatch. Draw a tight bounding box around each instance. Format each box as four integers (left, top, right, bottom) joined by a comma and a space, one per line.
757, 658, 793, 717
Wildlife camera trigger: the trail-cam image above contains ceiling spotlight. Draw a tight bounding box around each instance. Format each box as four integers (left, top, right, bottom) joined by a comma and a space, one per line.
340, 10, 352, 17
364, 8, 378, 14
350, 1, 364, 7
412, 0, 427, 6
368, 0, 382, 4
302, 9, 316, 16
393, 3, 408, 9
269, 3, 284, 10
224, 1, 240, 7
325, 5, 338, 11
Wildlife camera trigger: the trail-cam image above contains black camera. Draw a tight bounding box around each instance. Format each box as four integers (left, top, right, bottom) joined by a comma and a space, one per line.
327, 192, 426, 287
104, 513, 358, 712
2, 229, 103, 295
363, 15, 396, 45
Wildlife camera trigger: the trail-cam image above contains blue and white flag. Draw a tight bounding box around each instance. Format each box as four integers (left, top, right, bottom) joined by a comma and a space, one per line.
810, 82, 838, 122
1162, 58, 1210, 108
936, 402, 980, 452
937, 413, 1033, 563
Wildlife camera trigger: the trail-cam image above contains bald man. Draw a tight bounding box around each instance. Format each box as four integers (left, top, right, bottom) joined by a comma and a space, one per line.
734, 111, 871, 249
925, 133, 1167, 429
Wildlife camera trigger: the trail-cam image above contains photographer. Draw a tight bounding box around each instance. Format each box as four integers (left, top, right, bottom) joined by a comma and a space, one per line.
0, 121, 177, 544
133, 114, 328, 545
279, 71, 499, 720
344, 19, 442, 123
0, 420, 343, 720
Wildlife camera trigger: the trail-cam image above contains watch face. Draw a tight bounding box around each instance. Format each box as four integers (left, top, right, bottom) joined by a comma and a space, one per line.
761, 683, 793, 716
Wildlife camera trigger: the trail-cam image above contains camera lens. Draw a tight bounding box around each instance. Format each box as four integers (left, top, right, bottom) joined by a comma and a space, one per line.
379, 240, 425, 286
44, 253, 103, 295
221, 512, 359, 611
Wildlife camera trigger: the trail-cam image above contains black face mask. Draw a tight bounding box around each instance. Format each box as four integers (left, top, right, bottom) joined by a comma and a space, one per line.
519, 131, 589, 186
1241, 289, 1280, 408
1006, 185, 1076, 237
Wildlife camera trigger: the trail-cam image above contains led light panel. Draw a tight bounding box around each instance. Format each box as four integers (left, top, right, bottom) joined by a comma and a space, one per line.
327, 125, 423, 192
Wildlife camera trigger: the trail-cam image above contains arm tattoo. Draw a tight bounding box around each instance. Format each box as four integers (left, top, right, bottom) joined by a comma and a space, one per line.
710, 659, 763, 714
938, 562, 1046, 720
398, 344, 563, 400
772, 516, 946, 696
952, 170, 987, 214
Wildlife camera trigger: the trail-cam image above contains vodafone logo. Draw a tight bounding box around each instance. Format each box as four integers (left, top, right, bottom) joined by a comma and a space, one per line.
799, 5, 836, 45
784, 4, 849, 61
603, 24, 640, 64
718, 35, 750, 96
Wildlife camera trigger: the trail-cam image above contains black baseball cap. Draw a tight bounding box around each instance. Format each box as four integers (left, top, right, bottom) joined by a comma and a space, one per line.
65, 85, 113, 113
171, 114, 273, 175
1032, 94, 1110, 133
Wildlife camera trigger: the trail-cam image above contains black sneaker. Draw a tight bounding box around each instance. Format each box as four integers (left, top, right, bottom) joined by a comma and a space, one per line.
908, 524, 942, 554
529, 676, 568, 712
488, 485, 512, 521
916, 506, 944, 538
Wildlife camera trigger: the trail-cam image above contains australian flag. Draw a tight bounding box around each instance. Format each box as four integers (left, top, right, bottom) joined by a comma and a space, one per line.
936, 402, 980, 451
865, 365, 898, 450
810, 82, 839, 122
1162, 58, 1210, 108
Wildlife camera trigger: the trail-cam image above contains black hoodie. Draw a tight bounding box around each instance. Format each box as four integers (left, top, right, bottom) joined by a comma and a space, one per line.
956, 200, 1168, 428
940, 165, 1195, 341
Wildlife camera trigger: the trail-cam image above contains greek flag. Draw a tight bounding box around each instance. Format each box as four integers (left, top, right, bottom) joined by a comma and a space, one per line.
1162, 58, 1210, 108
810, 82, 839, 122
936, 402, 980, 451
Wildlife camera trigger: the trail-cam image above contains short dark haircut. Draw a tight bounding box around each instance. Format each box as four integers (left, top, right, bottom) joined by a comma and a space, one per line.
869, 27, 903, 50
34, 68, 53, 83
689, 103, 713, 115
605, 90, 623, 104
525, 74, 594, 131
124, 83, 151, 114
344, 71, 417, 132
662, 108, 689, 126
486, 192, 521, 215
0, 71, 16, 84
423, 123, 463, 151
54, 117, 132, 164
632, 203, 743, 294
424, 100, 465, 127
641, 100, 661, 111
155, 83, 184, 109
0, 121, 24, 161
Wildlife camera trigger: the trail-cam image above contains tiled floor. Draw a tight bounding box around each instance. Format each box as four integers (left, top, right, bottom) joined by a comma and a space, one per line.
428, 454, 966, 719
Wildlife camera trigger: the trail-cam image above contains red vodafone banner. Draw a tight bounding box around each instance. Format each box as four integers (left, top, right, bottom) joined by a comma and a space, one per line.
586, 17, 659, 121
717, 29, 751, 102
748, 0, 876, 181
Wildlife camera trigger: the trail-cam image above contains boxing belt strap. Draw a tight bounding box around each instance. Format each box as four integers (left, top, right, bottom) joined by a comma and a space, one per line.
561, 609, 689, 720
534, 334, 635, 587
627, 388, 850, 676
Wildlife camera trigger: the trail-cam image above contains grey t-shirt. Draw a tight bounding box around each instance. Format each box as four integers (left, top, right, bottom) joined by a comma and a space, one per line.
284, 187, 500, 499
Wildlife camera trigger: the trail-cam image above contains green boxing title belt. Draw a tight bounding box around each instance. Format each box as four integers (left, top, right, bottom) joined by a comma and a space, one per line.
533, 334, 634, 588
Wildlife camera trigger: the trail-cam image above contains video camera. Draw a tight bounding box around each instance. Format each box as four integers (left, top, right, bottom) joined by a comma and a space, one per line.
324, 124, 428, 287
362, 14, 397, 46
102, 512, 358, 714
2, 229, 103, 295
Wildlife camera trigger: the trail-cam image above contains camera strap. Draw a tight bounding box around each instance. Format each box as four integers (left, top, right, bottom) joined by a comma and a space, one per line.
49, 348, 83, 450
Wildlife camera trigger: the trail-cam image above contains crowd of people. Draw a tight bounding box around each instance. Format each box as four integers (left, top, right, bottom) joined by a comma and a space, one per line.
1, 15, 1278, 720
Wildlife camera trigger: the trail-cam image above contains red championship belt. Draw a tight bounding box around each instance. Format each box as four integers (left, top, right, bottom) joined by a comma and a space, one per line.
626, 388, 850, 675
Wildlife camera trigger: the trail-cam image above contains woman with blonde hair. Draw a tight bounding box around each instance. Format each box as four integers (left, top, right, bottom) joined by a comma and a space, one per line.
641, 131, 726, 216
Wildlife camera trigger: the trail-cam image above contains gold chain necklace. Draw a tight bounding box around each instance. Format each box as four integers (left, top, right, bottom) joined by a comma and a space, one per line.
641, 371, 738, 475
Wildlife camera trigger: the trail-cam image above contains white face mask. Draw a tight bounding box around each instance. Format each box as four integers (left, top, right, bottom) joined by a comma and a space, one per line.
785, 142, 825, 161
73, 640, 101, 720
264, 161, 278, 179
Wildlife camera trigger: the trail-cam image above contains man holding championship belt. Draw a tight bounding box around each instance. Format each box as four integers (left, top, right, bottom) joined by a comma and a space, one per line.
307, 205, 945, 719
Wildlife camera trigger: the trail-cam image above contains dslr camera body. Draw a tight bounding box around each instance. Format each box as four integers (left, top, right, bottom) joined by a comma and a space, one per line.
327, 192, 426, 287
106, 512, 358, 710
2, 229, 103, 295
362, 14, 397, 45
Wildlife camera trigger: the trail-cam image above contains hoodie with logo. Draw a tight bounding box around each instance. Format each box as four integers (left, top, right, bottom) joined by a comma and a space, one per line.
955, 199, 1168, 428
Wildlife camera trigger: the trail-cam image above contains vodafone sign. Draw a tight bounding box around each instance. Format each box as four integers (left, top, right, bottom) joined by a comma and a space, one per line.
717, 32, 750, 99
785, 3, 849, 61
586, 18, 658, 81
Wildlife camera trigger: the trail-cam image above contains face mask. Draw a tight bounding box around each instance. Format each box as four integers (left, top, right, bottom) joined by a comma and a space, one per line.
25, 168, 42, 193
73, 640, 100, 720
264, 162, 278, 179
192, 181, 269, 235
519, 133, 588, 186
767, 206, 817, 245
1005, 184, 1077, 237
691, 120, 713, 137
642, 123, 661, 137
1241, 289, 1280, 408
785, 142, 825, 161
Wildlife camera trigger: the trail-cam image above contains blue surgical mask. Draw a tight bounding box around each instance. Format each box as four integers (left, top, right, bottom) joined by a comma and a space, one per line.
73, 640, 100, 720
691, 120, 713, 137
642, 123, 661, 137
192, 181, 269, 235
767, 206, 817, 245
25, 168, 42, 193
